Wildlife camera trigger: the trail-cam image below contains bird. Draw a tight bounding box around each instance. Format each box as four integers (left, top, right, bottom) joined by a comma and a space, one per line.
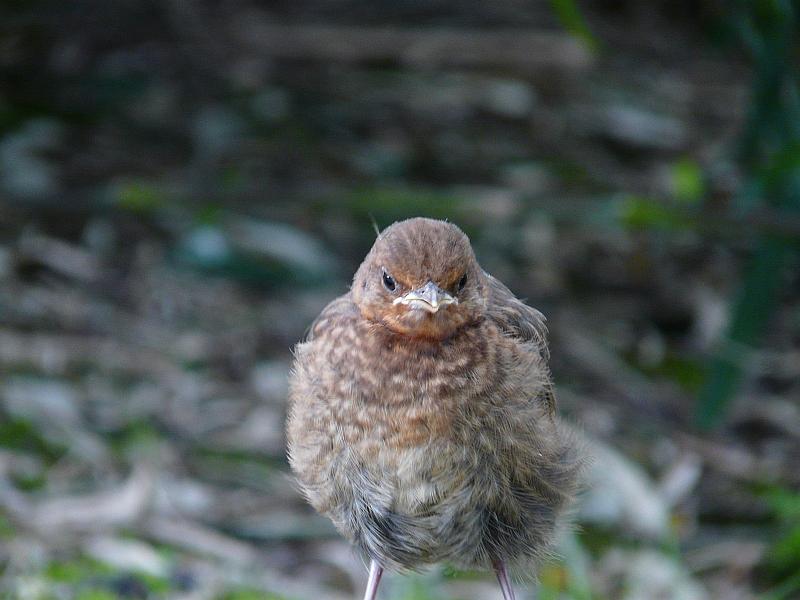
287, 217, 581, 600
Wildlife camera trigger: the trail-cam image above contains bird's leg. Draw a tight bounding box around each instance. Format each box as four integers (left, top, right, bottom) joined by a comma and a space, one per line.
362, 559, 384, 600
493, 560, 516, 600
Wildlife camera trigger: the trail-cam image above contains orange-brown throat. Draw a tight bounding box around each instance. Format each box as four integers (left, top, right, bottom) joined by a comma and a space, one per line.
374, 305, 483, 342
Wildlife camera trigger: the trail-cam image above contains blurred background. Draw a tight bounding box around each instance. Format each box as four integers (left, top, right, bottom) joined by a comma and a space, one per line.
1, 1, 799, 599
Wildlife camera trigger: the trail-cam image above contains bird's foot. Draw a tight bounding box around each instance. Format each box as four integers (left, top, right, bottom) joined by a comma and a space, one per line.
363, 559, 384, 600
493, 560, 516, 600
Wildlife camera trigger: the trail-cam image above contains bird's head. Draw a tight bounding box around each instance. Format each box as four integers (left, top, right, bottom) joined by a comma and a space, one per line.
352, 218, 487, 340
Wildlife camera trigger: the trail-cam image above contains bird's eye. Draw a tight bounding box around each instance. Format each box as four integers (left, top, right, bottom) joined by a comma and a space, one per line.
457, 273, 468, 292
381, 269, 397, 292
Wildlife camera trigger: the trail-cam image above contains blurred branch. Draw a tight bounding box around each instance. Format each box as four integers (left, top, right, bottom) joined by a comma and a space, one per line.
0, 463, 154, 533
141, 516, 258, 564
18, 231, 103, 283
678, 433, 788, 484
233, 20, 593, 73
556, 315, 687, 423
141, 517, 354, 600
0, 331, 185, 380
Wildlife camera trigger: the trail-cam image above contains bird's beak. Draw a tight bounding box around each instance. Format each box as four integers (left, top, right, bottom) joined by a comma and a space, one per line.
393, 281, 457, 313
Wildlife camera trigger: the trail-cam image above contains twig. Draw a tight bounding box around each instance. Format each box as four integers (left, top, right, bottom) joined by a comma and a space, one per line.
678, 433, 785, 483
18, 231, 103, 282
0, 464, 154, 533
232, 21, 593, 73
140, 515, 258, 564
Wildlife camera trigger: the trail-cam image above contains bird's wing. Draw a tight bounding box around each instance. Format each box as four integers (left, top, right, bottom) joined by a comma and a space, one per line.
484, 272, 549, 356
304, 292, 358, 342
484, 272, 556, 416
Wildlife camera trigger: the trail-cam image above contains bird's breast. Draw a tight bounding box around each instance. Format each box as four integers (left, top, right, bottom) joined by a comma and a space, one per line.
318, 319, 499, 452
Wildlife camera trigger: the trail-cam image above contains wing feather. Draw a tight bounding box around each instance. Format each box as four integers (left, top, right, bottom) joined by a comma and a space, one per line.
484, 272, 556, 416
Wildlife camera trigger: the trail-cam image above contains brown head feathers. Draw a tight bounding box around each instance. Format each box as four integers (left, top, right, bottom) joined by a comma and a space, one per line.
352, 218, 487, 340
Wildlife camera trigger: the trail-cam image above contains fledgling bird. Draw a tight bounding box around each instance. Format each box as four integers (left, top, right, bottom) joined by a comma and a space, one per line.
287, 218, 581, 600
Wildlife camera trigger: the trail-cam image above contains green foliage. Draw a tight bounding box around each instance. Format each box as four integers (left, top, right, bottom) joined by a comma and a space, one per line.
75, 590, 118, 600
767, 488, 800, 522
618, 195, 693, 231
695, 0, 800, 429
538, 532, 592, 600
672, 158, 705, 204
220, 589, 288, 600
696, 236, 793, 429
21, 554, 290, 600
539, 564, 588, 600
114, 180, 168, 213
44, 559, 113, 584
10, 471, 46, 492
549, 0, 600, 52
648, 354, 708, 394
392, 577, 439, 600
768, 528, 800, 579
42, 556, 173, 599
617, 160, 705, 231
0, 418, 65, 463
131, 572, 171, 595
0, 514, 14, 538
760, 488, 800, 599
107, 420, 163, 460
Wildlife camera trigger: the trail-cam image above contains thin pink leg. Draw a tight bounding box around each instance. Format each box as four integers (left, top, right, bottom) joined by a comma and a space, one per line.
363, 559, 384, 600
493, 560, 517, 600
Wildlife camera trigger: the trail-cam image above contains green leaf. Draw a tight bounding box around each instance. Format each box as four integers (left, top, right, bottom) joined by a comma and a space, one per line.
75, 591, 117, 600
618, 195, 691, 231
672, 158, 705, 204
44, 558, 113, 583
695, 235, 793, 429
0, 418, 66, 463
766, 488, 800, 521
560, 530, 593, 600
0, 514, 14, 539
114, 180, 166, 213
694, 1, 800, 429
762, 571, 800, 600
549, 0, 600, 52
220, 589, 288, 600
768, 526, 800, 572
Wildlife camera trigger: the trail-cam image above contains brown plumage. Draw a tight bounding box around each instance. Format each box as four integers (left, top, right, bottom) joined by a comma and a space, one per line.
287, 218, 581, 599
